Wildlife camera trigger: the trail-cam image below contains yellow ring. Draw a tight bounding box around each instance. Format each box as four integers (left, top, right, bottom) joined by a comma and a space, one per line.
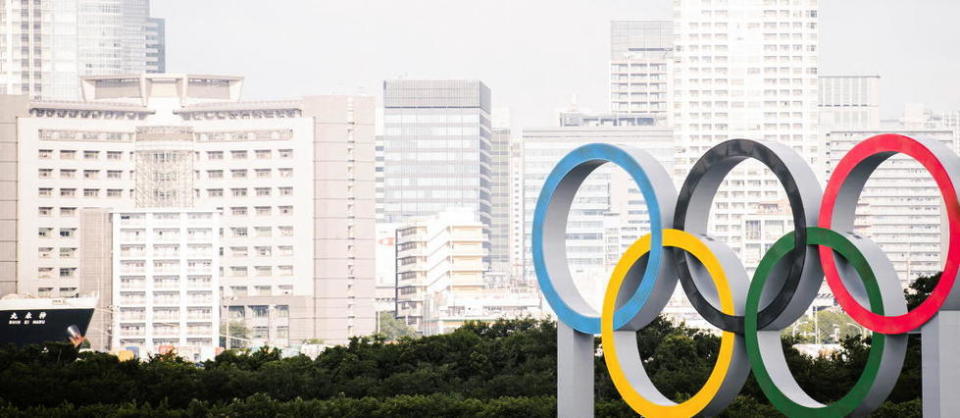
601, 229, 736, 417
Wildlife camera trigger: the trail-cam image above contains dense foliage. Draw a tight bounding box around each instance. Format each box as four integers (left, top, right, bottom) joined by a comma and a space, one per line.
0, 275, 937, 416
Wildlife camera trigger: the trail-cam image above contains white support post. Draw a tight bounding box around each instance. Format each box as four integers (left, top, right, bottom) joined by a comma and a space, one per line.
557, 322, 594, 418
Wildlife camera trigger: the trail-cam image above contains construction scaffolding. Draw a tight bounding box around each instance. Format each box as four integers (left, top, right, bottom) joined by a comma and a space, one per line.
134, 126, 196, 208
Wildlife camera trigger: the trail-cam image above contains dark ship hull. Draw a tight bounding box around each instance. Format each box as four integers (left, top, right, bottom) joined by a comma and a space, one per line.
0, 298, 96, 346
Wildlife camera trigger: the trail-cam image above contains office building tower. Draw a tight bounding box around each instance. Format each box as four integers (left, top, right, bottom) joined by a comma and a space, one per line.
489, 126, 511, 276
825, 129, 957, 283
145, 18, 166, 73
382, 79, 494, 266
819, 75, 880, 131
0, 0, 164, 99
522, 113, 674, 309
0, 73, 376, 347
609, 20, 672, 123
508, 134, 525, 284
672, 0, 820, 265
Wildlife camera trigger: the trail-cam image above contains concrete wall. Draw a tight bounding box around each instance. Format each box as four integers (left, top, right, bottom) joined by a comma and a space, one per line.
0, 96, 28, 296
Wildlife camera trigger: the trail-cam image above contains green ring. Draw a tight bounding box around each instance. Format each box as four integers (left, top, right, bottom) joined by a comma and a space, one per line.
744, 227, 886, 417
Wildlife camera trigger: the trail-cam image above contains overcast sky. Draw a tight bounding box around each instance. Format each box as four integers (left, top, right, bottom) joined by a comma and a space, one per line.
152, 0, 960, 127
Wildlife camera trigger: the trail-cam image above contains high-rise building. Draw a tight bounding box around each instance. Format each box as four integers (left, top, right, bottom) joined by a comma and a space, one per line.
0, 0, 164, 99
609, 20, 672, 123
489, 125, 511, 276
522, 113, 674, 309
111, 209, 220, 361
145, 17, 166, 73
825, 129, 957, 283
819, 75, 881, 131
0, 73, 376, 347
381, 79, 494, 265
507, 137, 525, 283
672, 0, 820, 266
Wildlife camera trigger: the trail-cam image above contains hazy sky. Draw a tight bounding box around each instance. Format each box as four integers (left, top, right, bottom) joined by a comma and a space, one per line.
152, 0, 960, 127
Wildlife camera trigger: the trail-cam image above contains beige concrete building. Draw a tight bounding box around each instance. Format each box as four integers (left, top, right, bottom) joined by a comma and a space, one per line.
0, 73, 376, 347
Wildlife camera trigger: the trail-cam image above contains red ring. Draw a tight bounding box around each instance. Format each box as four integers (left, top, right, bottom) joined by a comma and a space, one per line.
820, 134, 960, 334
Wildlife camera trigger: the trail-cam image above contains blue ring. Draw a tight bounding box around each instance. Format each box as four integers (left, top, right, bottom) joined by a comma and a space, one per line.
533, 143, 665, 334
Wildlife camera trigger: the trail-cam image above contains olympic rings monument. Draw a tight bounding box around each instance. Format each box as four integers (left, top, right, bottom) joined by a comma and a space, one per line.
533, 134, 960, 417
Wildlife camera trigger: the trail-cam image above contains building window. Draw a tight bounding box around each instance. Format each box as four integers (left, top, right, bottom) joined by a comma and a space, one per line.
59, 150, 76, 159
252, 326, 269, 339
60, 207, 76, 217
60, 169, 75, 179
276, 326, 289, 339
207, 170, 223, 179
208, 189, 223, 198
278, 206, 292, 215
278, 149, 293, 159
255, 169, 271, 178
231, 227, 248, 238
278, 226, 293, 237
106, 151, 122, 160
231, 169, 247, 178
60, 188, 76, 197
255, 187, 271, 197
231, 188, 247, 197
39, 149, 52, 159
278, 168, 293, 177
278, 187, 292, 196
230, 246, 248, 257
39, 188, 53, 197
107, 189, 123, 198
231, 150, 248, 160
254, 227, 271, 238
255, 246, 271, 256
107, 170, 122, 179
83, 188, 99, 198
207, 151, 223, 160
231, 207, 247, 216
84, 170, 99, 179
59, 286, 78, 297
59, 248, 76, 258
251, 306, 269, 318
37, 287, 53, 298
255, 150, 271, 159
255, 206, 271, 216
38, 207, 52, 216
276, 305, 289, 318
59, 228, 76, 238
83, 150, 99, 160
255, 286, 271, 296
38, 168, 52, 178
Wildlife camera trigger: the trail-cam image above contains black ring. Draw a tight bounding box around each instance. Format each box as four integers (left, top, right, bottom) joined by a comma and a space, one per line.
673, 139, 822, 333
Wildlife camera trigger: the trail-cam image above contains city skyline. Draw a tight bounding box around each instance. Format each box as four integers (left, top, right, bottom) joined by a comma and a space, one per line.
151, 0, 960, 127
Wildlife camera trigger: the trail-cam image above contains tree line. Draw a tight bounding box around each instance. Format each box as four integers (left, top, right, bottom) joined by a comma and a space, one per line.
0, 274, 937, 417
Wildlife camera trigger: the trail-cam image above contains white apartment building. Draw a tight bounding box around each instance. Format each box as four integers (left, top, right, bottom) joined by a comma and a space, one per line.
111, 209, 220, 361
522, 114, 674, 310
825, 129, 957, 284
0, 0, 164, 99
0, 73, 376, 347
395, 209, 536, 335
672, 0, 821, 266
609, 20, 673, 123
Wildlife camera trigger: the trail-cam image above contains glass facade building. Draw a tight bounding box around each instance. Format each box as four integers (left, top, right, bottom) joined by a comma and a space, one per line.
381, 80, 494, 265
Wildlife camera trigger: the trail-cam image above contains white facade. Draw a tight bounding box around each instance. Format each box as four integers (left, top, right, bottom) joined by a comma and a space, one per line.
3, 73, 377, 347
672, 0, 821, 269
111, 209, 220, 361
609, 20, 673, 123
395, 208, 538, 335
819, 75, 881, 131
